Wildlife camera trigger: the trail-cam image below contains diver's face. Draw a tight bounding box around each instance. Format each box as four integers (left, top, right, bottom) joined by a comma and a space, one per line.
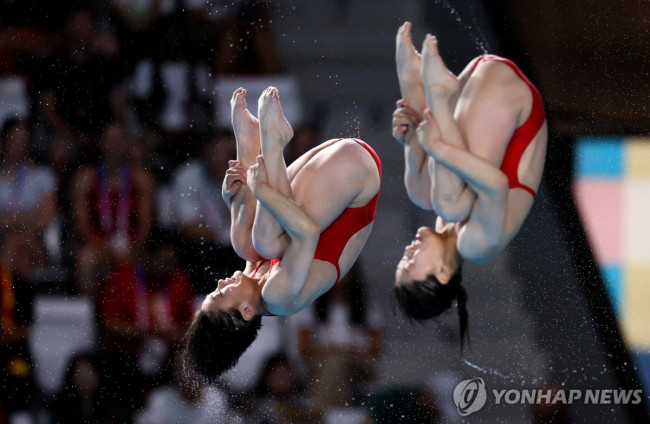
396, 227, 448, 284
201, 271, 247, 314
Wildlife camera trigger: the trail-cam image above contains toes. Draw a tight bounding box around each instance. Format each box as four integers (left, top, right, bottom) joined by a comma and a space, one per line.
403, 22, 412, 39
262, 86, 277, 98
232, 87, 243, 99
232, 88, 248, 107
422, 34, 439, 57
398, 21, 411, 36
267, 86, 278, 98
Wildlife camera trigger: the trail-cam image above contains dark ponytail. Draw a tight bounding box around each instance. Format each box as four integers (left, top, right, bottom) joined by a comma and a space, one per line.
456, 285, 470, 353
394, 270, 470, 352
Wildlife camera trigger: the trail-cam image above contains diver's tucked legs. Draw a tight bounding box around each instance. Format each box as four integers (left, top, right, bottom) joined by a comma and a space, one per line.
231, 87, 261, 168
421, 34, 462, 145
395, 23, 436, 209
258, 87, 294, 197
227, 88, 263, 261
420, 34, 474, 222
396, 22, 427, 114
251, 87, 295, 258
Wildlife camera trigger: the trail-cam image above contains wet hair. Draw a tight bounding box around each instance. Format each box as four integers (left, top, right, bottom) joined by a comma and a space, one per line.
394, 271, 469, 351
183, 308, 262, 383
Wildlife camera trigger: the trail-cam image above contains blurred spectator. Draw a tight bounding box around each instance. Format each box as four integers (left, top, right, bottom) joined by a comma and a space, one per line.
136, 348, 243, 424
128, 7, 213, 162
368, 385, 439, 424
98, 238, 195, 390
0, 118, 57, 279
0, 0, 72, 78
0, 267, 36, 412
298, 264, 383, 409
108, 0, 164, 66
212, 1, 284, 76
247, 352, 321, 424
39, 5, 130, 162
170, 128, 243, 293
0, 0, 82, 31
49, 352, 133, 424
46, 132, 82, 271
72, 120, 153, 299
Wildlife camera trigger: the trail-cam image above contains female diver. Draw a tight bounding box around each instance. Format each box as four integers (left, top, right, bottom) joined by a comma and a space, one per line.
184, 87, 381, 381
392, 22, 547, 347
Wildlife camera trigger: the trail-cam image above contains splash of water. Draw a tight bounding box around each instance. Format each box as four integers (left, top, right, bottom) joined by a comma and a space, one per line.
434, 0, 490, 54
462, 356, 518, 383
344, 103, 362, 139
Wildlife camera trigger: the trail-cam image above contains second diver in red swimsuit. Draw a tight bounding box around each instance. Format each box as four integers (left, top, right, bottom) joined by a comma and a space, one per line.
184, 87, 381, 382
391, 22, 547, 348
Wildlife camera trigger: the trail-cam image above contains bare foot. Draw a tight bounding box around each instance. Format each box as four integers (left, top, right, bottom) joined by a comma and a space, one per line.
421, 34, 460, 106
258, 87, 294, 153
416, 109, 444, 157
396, 22, 422, 89
231, 87, 260, 167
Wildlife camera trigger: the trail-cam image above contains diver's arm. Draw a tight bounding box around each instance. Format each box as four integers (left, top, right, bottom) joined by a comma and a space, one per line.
247, 157, 320, 311
393, 101, 433, 210
252, 183, 319, 247
394, 102, 475, 219
222, 161, 262, 262
252, 182, 319, 309
418, 59, 524, 253
425, 132, 509, 261
425, 133, 508, 200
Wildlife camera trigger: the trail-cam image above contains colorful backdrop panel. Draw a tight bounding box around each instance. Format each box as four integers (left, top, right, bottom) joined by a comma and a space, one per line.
573, 136, 650, 394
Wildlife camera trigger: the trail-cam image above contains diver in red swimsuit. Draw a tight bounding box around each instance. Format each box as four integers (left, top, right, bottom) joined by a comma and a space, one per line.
253, 137, 381, 285
391, 22, 547, 348
183, 87, 381, 381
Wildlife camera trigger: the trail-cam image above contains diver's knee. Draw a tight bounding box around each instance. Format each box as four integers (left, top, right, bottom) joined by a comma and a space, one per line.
433, 196, 471, 223
252, 235, 285, 260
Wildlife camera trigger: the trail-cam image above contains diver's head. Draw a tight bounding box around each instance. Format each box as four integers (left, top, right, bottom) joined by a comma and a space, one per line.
394, 227, 469, 350
201, 271, 263, 320
183, 271, 263, 382
395, 226, 460, 285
